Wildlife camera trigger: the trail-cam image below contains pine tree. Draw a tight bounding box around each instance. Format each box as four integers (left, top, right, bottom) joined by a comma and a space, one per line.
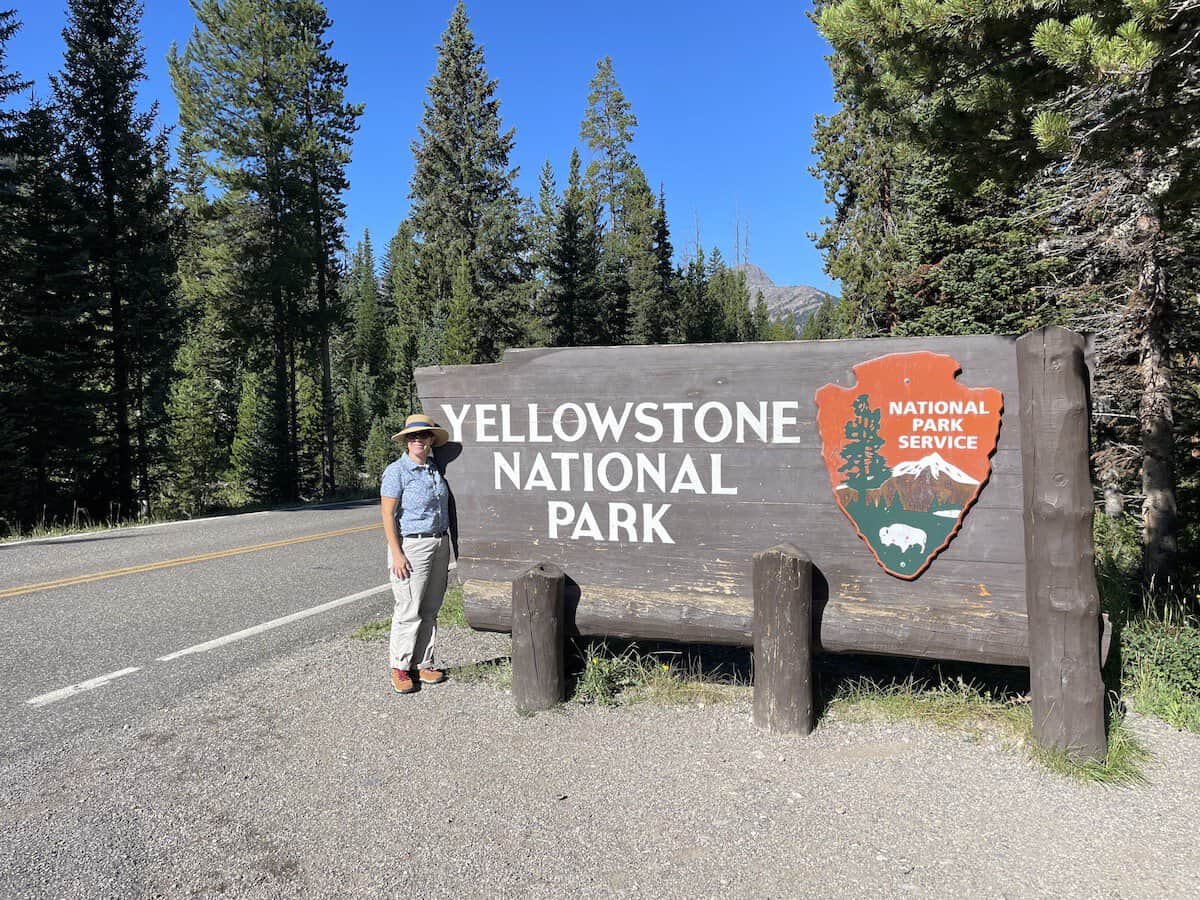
231, 369, 285, 502
344, 230, 389, 416
289, 0, 361, 499
542, 149, 602, 346
579, 55, 638, 235
526, 158, 559, 346
363, 416, 396, 486
531, 158, 559, 283
382, 219, 422, 415
54, 0, 179, 519
410, 0, 527, 363
442, 250, 477, 364
0, 101, 94, 528
166, 327, 222, 514
679, 247, 718, 343
333, 364, 369, 489
171, 0, 359, 504
625, 167, 662, 344
707, 248, 753, 342
653, 186, 679, 341
752, 291, 772, 341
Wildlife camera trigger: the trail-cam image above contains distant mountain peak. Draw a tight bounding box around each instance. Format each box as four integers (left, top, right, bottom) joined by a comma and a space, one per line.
732, 263, 835, 326
737, 263, 775, 288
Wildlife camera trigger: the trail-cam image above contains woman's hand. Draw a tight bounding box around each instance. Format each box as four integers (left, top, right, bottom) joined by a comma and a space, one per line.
391, 553, 412, 580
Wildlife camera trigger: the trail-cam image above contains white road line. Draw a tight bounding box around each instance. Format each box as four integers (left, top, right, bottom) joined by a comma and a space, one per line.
26, 667, 142, 707
157, 583, 391, 662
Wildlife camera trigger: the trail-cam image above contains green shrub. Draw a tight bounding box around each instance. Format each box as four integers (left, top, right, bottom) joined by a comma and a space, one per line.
1122, 618, 1200, 699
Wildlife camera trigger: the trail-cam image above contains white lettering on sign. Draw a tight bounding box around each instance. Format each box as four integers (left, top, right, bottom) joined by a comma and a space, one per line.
886, 399, 989, 453
547, 500, 675, 544
446, 400, 804, 545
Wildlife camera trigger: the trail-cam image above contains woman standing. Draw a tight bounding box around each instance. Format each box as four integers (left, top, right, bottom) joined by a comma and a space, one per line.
380, 413, 452, 694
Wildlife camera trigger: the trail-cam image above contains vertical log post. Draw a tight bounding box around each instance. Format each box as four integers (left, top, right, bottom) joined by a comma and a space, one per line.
753, 544, 814, 736
511, 563, 566, 711
1016, 327, 1107, 762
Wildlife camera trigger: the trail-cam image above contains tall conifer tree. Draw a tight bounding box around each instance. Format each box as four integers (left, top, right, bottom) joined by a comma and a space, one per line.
171, 0, 359, 502
579, 56, 638, 234
410, 1, 527, 363
54, 0, 178, 519
0, 102, 94, 526
542, 149, 602, 347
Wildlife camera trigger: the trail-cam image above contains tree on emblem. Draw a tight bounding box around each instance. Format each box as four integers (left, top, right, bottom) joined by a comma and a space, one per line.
839, 394, 888, 496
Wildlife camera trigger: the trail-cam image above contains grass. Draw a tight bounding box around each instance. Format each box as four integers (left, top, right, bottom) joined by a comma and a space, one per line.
570, 641, 749, 707
1118, 613, 1200, 732
826, 675, 1149, 785
1094, 514, 1200, 734
351, 582, 465, 640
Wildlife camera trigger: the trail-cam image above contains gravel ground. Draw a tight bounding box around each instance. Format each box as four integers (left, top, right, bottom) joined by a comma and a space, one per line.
2, 625, 1198, 899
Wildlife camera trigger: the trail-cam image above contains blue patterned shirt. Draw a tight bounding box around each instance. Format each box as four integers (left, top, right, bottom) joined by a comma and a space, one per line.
380, 454, 449, 535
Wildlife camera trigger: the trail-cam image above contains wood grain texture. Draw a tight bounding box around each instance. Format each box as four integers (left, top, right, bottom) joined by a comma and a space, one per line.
510, 563, 566, 711
753, 545, 815, 736
1017, 328, 1107, 762
420, 336, 1035, 665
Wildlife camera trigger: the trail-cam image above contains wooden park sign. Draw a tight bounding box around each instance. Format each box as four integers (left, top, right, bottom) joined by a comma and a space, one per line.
417, 327, 1108, 760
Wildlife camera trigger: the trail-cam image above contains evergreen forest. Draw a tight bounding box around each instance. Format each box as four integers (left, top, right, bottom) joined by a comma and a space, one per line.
0, 1, 792, 536
0, 0, 1197, 605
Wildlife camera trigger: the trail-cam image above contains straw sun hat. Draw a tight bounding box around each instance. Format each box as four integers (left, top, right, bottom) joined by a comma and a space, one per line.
391, 413, 450, 447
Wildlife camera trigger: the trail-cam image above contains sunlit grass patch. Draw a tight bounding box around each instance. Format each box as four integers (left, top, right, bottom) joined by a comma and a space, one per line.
454, 656, 512, 690
438, 582, 465, 627
1026, 712, 1149, 786
351, 617, 390, 641
351, 581, 466, 640
828, 676, 1026, 741
828, 675, 1148, 784
571, 642, 749, 707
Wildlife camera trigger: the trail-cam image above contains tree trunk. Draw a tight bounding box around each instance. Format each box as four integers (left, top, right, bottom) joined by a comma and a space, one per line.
307, 154, 336, 499
1135, 216, 1177, 593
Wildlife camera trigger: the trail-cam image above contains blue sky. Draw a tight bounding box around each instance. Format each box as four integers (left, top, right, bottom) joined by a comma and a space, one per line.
5, 1, 838, 293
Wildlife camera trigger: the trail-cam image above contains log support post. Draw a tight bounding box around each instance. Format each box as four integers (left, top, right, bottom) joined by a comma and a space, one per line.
1016, 327, 1107, 762
511, 563, 566, 712
753, 544, 814, 736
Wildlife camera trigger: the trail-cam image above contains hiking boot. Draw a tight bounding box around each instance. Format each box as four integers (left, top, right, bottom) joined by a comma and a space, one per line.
391, 668, 416, 694
417, 668, 447, 685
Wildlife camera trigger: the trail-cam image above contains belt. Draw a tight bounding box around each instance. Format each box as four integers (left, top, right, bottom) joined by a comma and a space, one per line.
403, 531, 447, 539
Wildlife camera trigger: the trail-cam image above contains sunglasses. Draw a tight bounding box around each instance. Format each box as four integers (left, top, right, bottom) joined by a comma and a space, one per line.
406, 431, 434, 442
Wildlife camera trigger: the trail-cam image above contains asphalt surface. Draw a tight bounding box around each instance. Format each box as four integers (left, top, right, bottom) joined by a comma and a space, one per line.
1, 501, 391, 759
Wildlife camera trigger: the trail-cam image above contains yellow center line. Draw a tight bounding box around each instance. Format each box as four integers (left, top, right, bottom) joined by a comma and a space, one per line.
0, 523, 382, 600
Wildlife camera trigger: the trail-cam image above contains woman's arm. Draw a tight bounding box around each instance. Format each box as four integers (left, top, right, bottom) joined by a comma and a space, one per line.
381, 496, 411, 579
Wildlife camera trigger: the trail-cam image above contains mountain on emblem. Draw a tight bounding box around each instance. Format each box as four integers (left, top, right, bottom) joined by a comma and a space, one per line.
815, 352, 1003, 580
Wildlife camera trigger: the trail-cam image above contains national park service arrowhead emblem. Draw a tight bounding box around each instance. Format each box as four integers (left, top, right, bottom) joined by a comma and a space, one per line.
815, 352, 1003, 580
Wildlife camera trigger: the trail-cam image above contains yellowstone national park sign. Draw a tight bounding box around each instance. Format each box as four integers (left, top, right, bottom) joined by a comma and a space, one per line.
416, 335, 1043, 666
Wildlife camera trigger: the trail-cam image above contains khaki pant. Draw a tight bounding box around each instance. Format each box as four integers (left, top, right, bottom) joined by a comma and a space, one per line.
388, 534, 450, 671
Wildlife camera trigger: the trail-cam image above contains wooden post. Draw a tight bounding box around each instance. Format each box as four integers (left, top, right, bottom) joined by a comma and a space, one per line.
511, 563, 566, 711
1016, 327, 1107, 762
753, 544, 814, 736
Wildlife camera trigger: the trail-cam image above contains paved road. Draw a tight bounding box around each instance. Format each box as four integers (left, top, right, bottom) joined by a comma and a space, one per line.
0, 501, 391, 760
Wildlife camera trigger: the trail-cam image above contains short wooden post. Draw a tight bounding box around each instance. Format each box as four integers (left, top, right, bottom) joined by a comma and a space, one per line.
511, 563, 566, 711
1016, 327, 1107, 762
753, 544, 814, 736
